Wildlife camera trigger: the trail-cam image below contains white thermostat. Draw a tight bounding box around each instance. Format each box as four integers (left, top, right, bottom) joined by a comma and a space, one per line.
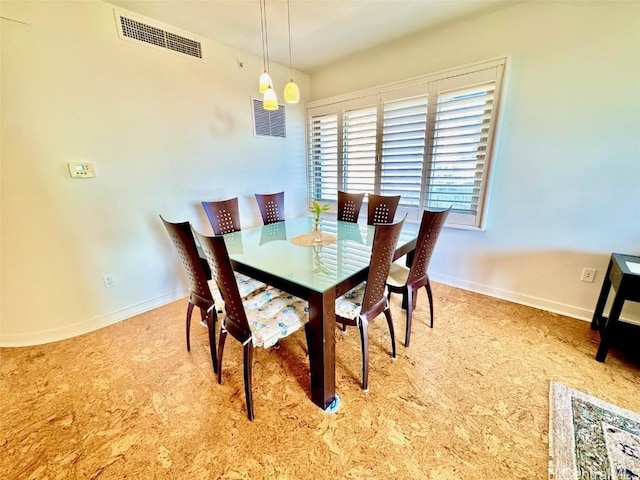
68, 162, 95, 178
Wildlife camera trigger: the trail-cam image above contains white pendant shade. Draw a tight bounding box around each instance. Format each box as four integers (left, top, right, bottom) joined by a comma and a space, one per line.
258, 0, 299, 110
259, 71, 272, 94
263, 86, 279, 110
284, 80, 300, 104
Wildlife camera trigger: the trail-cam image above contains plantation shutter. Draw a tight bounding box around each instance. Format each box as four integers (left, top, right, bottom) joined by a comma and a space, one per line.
308, 108, 339, 203
426, 65, 503, 227
426, 84, 494, 217
306, 58, 506, 230
308, 96, 378, 202
380, 85, 429, 212
342, 101, 378, 193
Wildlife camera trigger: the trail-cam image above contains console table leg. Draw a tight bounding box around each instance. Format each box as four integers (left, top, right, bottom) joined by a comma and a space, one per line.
591, 257, 613, 331
595, 293, 625, 362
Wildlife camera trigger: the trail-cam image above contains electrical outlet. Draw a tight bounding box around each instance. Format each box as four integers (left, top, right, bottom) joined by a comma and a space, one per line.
580, 268, 597, 283
103, 274, 116, 288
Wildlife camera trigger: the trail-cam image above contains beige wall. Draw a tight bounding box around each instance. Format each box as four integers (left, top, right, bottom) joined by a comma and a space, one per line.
0, 0, 310, 345
311, 1, 640, 322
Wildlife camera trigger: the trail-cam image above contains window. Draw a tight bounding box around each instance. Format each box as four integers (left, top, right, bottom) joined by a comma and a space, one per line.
306, 58, 506, 229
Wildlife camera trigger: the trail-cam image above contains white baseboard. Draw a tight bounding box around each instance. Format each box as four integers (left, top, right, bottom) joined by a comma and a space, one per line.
430, 273, 640, 326
0, 289, 187, 347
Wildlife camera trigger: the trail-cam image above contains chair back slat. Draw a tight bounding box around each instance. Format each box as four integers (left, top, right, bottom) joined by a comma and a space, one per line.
194, 231, 252, 340
366, 194, 401, 225
202, 197, 242, 235
338, 191, 365, 223
160, 216, 213, 308
361, 217, 405, 319
407, 208, 450, 286
255, 191, 285, 225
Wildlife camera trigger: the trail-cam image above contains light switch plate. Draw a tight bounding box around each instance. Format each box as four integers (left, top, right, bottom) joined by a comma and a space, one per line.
68, 162, 95, 178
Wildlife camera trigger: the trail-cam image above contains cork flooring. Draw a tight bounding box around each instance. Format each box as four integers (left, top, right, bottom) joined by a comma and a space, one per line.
1, 283, 639, 479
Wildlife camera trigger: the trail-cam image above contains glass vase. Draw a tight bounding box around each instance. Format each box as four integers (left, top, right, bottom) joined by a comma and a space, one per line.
312, 218, 323, 243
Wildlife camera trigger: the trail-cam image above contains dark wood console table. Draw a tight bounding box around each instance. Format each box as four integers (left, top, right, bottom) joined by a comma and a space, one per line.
591, 253, 640, 362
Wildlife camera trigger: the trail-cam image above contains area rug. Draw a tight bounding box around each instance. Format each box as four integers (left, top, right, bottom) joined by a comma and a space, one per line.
549, 381, 640, 480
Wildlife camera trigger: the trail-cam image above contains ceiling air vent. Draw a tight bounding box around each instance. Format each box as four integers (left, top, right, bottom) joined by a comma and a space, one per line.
252, 98, 286, 139
115, 9, 203, 60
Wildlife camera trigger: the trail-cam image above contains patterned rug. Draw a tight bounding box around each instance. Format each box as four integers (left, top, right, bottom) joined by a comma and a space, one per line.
549, 382, 640, 480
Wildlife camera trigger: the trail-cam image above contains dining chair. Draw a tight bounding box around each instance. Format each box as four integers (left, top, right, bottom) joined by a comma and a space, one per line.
255, 191, 285, 225
160, 216, 267, 373
337, 191, 365, 223
194, 230, 310, 421
202, 196, 269, 287
334, 217, 405, 391
386, 207, 450, 347
366, 193, 401, 225
160, 216, 219, 373
202, 197, 242, 235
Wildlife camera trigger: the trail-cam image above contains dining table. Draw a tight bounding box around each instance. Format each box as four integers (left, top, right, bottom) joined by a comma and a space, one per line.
214, 215, 419, 411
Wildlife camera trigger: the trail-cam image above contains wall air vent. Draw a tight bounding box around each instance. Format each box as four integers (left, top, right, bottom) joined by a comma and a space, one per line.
252, 98, 286, 138
115, 9, 203, 60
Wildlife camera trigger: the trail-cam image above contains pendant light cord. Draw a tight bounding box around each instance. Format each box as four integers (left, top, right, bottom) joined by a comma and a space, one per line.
259, 0, 267, 72
263, 0, 271, 75
287, 0, 293, 76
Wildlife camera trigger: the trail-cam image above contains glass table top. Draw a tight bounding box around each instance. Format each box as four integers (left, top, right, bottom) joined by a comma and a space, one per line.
222, 216, 418, 293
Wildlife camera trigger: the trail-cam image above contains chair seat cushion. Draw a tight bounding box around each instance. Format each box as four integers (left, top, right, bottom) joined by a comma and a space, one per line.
242, 287, 309, 348
336, 282, 391, 321
210, 273, 267, 313
335, 282, 366, 320
235, 272, 268, 297
386, 261, 410, 288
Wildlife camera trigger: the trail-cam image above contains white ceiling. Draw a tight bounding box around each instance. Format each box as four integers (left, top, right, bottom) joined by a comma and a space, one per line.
106, 0, 519, 73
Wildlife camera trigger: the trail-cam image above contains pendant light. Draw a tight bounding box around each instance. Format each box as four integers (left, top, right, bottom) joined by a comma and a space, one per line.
263, 86, 279, 110
258, 0, 272, 94
259, 72, 272, 95
260, 0, 278, 110
283, 0, 300, 104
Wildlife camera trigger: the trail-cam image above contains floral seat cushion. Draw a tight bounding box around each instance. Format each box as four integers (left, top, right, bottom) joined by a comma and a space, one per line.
210, 273, 267, 313
235, 287, 309, 348
335, 282, 366, 320
335, 282, 389, 320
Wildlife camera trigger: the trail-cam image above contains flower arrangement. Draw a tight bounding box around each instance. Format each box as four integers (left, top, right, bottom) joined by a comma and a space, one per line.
310, 201, 330, 222
309, 201, 329, 243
